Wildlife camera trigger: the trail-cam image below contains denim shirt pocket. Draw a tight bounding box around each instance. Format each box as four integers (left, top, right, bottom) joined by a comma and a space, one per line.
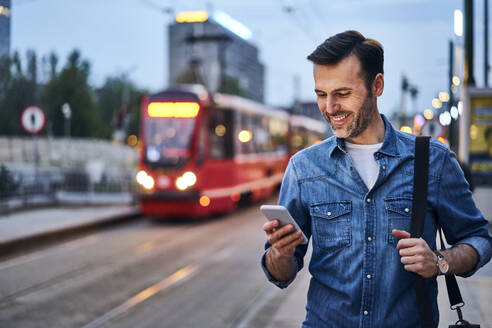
310, 201, 352, 251
385, 197, 413, 245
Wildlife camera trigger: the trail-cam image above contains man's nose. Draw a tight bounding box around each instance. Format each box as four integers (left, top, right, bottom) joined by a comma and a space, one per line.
323, 97, 341, 114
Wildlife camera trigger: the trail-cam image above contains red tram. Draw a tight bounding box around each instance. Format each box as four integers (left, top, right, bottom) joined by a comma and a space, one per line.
136, 85, 326, 218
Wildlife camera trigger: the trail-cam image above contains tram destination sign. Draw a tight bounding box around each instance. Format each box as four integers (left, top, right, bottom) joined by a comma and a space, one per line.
21, 105, 46, 135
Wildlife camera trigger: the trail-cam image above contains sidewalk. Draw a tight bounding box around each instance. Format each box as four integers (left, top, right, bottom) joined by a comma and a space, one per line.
266, 187, 492, 328
0, 204, 139, 252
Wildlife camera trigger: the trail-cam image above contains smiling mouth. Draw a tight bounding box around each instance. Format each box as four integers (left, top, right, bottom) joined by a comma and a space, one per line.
330, 113, 350, 124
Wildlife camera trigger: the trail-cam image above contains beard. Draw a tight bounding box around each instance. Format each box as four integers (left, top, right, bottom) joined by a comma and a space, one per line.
323, 96, 376, 139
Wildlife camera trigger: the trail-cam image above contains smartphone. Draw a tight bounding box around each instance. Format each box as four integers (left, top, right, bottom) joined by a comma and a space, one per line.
260, 205, 308, 245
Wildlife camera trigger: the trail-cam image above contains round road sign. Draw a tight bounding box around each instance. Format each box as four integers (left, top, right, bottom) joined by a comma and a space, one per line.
21, 106, 46, 134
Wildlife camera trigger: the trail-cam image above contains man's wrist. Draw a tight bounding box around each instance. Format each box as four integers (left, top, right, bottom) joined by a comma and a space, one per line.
434, 250, 450, 276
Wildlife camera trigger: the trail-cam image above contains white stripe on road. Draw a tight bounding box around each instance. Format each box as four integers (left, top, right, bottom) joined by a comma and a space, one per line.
82, 264, 198, 328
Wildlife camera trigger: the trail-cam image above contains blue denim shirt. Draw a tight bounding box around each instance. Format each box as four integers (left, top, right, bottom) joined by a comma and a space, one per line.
261, 114, 492, 328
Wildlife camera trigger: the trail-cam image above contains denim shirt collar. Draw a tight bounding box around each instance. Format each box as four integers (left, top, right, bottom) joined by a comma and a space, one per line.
328, 114, 400, 158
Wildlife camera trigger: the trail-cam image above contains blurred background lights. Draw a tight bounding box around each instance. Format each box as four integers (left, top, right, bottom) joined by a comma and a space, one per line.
437, 136, 447, 144
176, 11, 209, 23
470, 124, 478, 140
438, 91, 450, 102
199, 195, 211, 207
238, 130, 252, 143
127, 134, 138, 147
458, 101, 463, 115
432, 98, 442, 109
176, 171, 197, 190
147, 147, 160, 162
450, 106, 459, 120
423, 109, 434, 120
136, 170, 155, 190
414, 114, 425, 128
454, 9, 463, 37
439, 111, 452, 126
215, 124, 226, 136
400, 126, 413, 134
452, 76, 461, 86
213, 10, 252, 40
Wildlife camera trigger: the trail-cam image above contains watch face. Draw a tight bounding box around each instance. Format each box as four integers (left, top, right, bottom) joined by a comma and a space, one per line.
439, 260, 449, 274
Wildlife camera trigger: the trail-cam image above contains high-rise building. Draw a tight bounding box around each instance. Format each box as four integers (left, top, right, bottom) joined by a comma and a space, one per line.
0, 0, 10, 59
169, 11, 264, 103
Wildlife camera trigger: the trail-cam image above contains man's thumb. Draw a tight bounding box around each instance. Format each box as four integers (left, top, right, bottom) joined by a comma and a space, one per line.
392, 229, 411, 239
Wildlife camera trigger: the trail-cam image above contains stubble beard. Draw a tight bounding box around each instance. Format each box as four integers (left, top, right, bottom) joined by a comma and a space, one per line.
325, 96, 376, 139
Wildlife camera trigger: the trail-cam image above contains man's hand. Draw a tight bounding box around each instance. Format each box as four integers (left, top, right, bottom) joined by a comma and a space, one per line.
263, 220, 304, 281
392, 229, 438, 278
264, 220, 304, 258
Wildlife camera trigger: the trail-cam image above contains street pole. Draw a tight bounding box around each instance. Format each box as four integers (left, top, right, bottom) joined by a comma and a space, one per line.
449, 39, 457, 150
62, 103, 71, 165
485, 0, 489, 86
464, 0, 475, 86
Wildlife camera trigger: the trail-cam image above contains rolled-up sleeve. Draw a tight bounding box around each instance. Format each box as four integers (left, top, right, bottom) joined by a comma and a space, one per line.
436, 150, 492, 277
260, 157, 311, 288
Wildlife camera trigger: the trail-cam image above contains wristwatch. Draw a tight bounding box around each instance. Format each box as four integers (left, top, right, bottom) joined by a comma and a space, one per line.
435, 250, 449, 275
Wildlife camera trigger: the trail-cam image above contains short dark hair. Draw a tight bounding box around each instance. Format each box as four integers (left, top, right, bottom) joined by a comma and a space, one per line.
307, 30, 384, 91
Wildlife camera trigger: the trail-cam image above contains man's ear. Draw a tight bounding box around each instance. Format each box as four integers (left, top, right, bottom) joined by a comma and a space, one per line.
372, 73, 384, 97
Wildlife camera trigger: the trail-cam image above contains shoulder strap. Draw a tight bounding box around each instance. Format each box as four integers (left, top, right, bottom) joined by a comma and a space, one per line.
411, 136, 435, 328
437, 224, 465, 311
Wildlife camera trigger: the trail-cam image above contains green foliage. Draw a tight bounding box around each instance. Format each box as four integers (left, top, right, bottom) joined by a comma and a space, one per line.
41, 50, 102, 138
96, 76, 145, 139
0, 164, 19, 197
0, 51, 39, 135
218, 75, 246, 98
0, 49, 146, 140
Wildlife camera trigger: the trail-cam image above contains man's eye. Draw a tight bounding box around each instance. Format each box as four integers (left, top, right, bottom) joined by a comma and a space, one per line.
316, 93, 326, 97
337, 92, 350, 97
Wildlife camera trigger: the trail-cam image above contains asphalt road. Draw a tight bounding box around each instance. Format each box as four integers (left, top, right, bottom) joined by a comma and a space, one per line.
0, 203, 285, 328
1, 187, 491, 327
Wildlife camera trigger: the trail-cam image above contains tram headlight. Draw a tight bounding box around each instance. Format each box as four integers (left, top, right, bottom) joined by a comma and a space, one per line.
175, 171, 197, 191
136, 170, 155, 190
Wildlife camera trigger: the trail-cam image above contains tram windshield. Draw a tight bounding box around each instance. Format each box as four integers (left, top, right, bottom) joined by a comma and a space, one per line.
144, 117, 196, 166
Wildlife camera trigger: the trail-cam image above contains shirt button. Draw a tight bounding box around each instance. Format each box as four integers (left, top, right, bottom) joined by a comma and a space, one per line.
327, 211, 332, 216
404, 208, 410, 213
382, 165, 386, 170
364, 311, 369, 316
366, 274, 372, 279
366, 198, 371, 203
367, 237, 372, 241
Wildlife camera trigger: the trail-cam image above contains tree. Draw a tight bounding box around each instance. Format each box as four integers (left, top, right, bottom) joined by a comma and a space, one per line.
0, 50, 39, 135
41, 50, 101, 138
97, 76, 145, 140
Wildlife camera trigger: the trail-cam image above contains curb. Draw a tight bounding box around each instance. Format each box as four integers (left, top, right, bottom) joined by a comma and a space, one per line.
0, 207, 140, 256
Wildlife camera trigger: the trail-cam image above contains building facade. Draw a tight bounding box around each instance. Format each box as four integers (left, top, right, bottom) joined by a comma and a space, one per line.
168, 12, 264, 103
0, 0, 10, 59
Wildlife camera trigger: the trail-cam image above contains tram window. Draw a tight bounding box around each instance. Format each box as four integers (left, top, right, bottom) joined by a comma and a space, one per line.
235, 112, 255, 155
269, 118, 288, 153
253, 115, 270, 153
210, 108, 233, 159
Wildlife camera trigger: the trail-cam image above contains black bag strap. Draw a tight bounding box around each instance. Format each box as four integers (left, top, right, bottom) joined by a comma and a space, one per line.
411, 136, 435, 328
412, 136, 473, 327
437, 225, 465, 310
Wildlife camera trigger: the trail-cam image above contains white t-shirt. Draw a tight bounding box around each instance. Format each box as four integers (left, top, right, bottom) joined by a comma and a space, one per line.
345, 141, 383, 190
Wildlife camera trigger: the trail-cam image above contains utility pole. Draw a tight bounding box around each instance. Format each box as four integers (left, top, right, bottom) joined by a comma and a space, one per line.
464, 0, 475, 86
485, 0, 489, 86
449, 39, 458, 149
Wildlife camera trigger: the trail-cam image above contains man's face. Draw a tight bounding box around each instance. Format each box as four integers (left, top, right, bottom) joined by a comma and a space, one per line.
313, 55, 377, 140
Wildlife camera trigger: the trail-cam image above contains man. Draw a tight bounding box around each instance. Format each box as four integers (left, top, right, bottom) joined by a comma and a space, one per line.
261, 30, 492, 327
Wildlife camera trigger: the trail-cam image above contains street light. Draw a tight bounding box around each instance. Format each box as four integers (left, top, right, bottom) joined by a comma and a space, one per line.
61, 103, 72, 165
454, 10, 463, 37
61, 103, 71, 138
432, 98, 442, 109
